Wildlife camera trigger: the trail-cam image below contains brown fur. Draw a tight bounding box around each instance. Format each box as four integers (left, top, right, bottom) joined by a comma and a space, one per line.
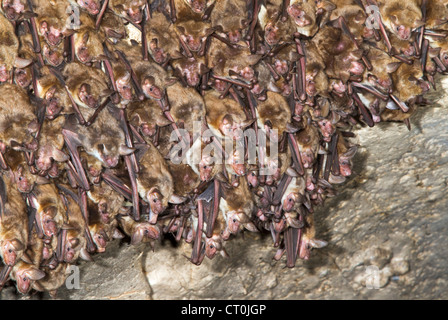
377, 0, 423, 39
73, 12, 106, 64
128, 99, 171, 138
0, 13, 19, 76
210, 0, 248, 37
137, 141, 174, 208
0, 173, 28, 265
110, 0, 147, 23
64, 107, 126, 168
391, 60, 425, 102
166, 82, 206, 133
206, 37, 261, 79
0, 84, 37, 149
256, 91, 292, 135
100, 11, 127, 41
168, 162, 200, 196
204, 90, 247, 139
62, 62, 110, 111
145, 11, 182, 64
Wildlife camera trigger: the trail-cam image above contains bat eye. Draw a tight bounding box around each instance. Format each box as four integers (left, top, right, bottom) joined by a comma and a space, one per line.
144, 229, 149, 235
232, 219, 237, 223
8, 249, 13, 253
23, 276, 28, 281
209, 245, 214, 249
251, 172, 255, 176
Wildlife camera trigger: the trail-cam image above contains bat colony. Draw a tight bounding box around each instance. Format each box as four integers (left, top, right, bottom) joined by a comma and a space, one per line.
0, 0, 445, 297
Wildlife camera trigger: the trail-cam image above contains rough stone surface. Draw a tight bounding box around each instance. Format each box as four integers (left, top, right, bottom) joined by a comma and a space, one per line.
3, 78, 448, 300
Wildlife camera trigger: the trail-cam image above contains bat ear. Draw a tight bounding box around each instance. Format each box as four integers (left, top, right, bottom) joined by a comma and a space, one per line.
241, 118, 256, 128
14, 57, 33, 69
286, 167, 299, 177
176, 25, 185, 34
204, 27, 217, 36
220, 247, 230, 258
339, 71, 350, 84
343, 145, 358, 158
329, 173, 346, 184
286, 122, 301, 133
310, 239, 328, 249
414, 20, 425, 28
112, 228, 125, 239
244, 222, 259, 232
169, 194, 187, 204
119, 144, 135, 155
131, 228, 144, 245
52, 149, 69, 162
11, 239, 24, 251
428, 47, 441, 58
21, 253, 33, 264
80, 248, 94, 262
69, 238, 80, 247
386, 62, 402, 74
25, 268, 46, 281
155, 114, 173, 127
82, 31, 90, 43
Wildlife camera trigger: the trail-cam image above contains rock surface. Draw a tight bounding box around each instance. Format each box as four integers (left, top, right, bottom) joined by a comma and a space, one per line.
3, 78, 448, 300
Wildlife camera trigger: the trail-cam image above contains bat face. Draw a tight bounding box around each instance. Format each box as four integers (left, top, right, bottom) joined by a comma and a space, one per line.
1, 0, 25, 21
392, 61, 428, 102
14, 66, 32, 88
63, 231, 84, 263
76, 0, 101, 15
35, 118, 68, 173
286, 1, 317, 36
13, 262, 46, 294
183, 0, 211, 14
145, 12, 182, 65
39, 20, 64, 47
1, 239, 24, 265
63, 62, 110, 109
111, 0, 146, 24
101, 12, 126, 41
74, 30, 104, 64
128, 100, 171, 138
175, 21, 211, 53
132, 222, 160, 245
89, 224, 109, 252
172, 56, 208, 87
0, 13, 19, 83
147, 189, 165, 217
379, 1, 423, 41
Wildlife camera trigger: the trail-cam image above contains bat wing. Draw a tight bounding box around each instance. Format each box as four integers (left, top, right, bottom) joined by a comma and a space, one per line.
0, 176, 7, 219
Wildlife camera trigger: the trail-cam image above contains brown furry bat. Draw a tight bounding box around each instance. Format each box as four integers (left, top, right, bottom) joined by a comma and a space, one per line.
110, 0, 147, 24
135, 141, 174, 223
0, 84, 38, 153
62, 62, 111, 111
377, 0, 423, 41
0, 173, 29, 266
33, 0, 71, 47
145, 11, 183, 65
